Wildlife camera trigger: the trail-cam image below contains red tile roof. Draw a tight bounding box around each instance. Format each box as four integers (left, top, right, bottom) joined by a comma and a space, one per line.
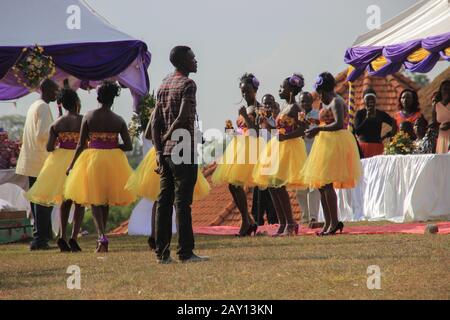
312, 70, 420, 117
418, 66, 450, 121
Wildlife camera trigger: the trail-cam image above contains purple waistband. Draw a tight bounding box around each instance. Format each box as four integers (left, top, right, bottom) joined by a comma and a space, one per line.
59, 141, 77, 150
89, 141, 119, 149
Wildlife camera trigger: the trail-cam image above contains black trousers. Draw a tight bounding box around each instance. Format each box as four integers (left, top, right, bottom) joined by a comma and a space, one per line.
155, 156, 198, 260
29, 177, 53, 246
251, 187, 278, 226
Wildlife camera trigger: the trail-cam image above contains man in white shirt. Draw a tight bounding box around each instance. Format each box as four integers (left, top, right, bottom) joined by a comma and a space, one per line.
296, 92, 321, 226
16, 79, 59, 250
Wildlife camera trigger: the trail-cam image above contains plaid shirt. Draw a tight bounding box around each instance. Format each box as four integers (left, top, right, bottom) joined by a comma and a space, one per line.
156, 72, 197, 155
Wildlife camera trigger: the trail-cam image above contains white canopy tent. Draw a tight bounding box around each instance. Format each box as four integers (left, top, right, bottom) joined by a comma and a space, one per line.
353, 0, 450, 46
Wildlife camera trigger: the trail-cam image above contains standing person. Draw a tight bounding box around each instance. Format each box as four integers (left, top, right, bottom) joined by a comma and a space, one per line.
212, 73, 261, 237
16, 79, 59, 251
251, 93, 278, 226
300, 72, 362, 236
295, 91, 321, 227
65, 81, 135, 253
253, 74, 308, 236
125, 116, 211, 250
394, 89, 424, 128
151, 46, 208, 264
26, 88, 85, 252
354, 88, 396, 158
434, 80, 450, 154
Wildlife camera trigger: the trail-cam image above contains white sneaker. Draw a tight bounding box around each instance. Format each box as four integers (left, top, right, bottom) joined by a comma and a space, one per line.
180, 254, 209, 263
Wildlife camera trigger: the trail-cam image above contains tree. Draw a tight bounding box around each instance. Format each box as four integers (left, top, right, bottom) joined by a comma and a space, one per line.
404, 71, 430, 88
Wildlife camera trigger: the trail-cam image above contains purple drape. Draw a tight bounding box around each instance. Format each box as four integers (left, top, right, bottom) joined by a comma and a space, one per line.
0, 40, 150, 103
345, 32, 450, 81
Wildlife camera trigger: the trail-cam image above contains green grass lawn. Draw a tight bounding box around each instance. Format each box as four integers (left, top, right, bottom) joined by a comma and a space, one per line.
0, 232, 449, 300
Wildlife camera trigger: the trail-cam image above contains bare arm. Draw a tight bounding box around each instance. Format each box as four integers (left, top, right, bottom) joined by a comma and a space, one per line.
46, 125, 58, 152
66, 116, 89, 175
279, 104, 305, 141
151, 104, 163, 153
119, 120, 133, 152
144, 110, 154, 140
238, 107, 258, 132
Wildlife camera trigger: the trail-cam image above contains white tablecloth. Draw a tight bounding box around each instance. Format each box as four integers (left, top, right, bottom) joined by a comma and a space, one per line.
127, 138, 177, 235
0, 169, 28, 190
0, 169, 30, 215
335, 154, 450, 223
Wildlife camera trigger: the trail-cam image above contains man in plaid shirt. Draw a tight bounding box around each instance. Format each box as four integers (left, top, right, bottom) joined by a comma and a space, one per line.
151, 46, 208, 264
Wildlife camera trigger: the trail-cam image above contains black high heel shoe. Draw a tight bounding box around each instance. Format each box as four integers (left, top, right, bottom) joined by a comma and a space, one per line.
147, 237, 156, 251
246, 224, 258, 236
326, 222, 344, 235
57, 238, 71, 252
68, 238, 82, 252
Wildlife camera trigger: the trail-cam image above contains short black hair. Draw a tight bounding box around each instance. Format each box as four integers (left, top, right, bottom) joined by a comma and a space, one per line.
315, 72, 335, 93
262, 93, 274, 100
436, 79, 450, 102
57, 88, 79, 112
40, 78, 58, 92
169, 46, 192, 68
300, 91, 313, 101
97, 81, 120, 105
398, 88, 420, 112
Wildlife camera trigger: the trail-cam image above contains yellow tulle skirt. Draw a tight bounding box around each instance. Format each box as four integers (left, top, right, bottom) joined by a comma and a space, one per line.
300, 130, 362, 189
26, 148, 76, 206
252, 137, 307, 189
125, 147, 211, 201
212, 135, 265, 187
64, 149, 136, 206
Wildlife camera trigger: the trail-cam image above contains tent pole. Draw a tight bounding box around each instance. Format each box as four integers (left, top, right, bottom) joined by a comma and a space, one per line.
348, 80, 355, 132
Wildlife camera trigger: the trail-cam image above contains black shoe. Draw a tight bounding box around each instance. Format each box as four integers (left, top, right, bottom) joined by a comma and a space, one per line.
68, 238, 82, 252
57, 239, 71, 252
179, 253, 209, 263
325, 222, 344, 235
156, 256, 174, 264
147, 237, 156, 251
30, 243, 51, 251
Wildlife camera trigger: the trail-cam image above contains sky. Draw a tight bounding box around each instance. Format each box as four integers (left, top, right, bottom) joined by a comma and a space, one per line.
1, 0, 448, 131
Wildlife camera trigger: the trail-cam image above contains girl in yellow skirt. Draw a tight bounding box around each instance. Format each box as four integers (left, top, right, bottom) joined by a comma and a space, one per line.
212, 73, 262, 237
253, 74, 308, 236
65, 81, 136, 252
300, 72, 362, 236
125, 119, 210, 250
27, 88, 85, 252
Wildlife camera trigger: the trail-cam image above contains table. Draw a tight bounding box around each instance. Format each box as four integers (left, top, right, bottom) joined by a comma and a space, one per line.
335, 154, 450, 223
0, 168, 28, 190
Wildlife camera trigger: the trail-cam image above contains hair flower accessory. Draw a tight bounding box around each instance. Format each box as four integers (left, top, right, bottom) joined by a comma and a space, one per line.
289, 74, 304, 88
314, 76, 324, 90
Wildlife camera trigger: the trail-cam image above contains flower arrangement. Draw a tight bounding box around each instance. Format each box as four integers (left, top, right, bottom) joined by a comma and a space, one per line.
384, 131, 415, 155
11, 46, 56, 91
128, 93, 156, 139
0, 130, 21, 169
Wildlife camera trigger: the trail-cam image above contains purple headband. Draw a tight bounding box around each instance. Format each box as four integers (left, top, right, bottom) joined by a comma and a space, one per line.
289, 74, 303, 88
314, 76, 324, 90
252, 76, 260, 89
